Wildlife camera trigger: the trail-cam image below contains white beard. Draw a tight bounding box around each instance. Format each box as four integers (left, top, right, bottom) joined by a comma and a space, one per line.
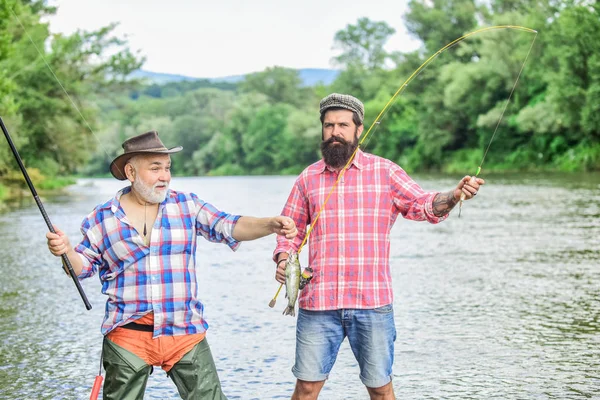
132, 176, 169, 204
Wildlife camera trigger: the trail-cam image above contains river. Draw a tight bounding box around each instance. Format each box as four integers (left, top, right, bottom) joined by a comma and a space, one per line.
0, 172, 598, 399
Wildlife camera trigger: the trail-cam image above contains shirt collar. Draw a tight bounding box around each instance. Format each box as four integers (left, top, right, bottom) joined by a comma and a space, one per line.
109, 186, 130, 217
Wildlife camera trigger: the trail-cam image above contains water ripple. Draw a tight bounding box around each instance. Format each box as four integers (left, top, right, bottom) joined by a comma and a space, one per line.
0, 174, 597, 399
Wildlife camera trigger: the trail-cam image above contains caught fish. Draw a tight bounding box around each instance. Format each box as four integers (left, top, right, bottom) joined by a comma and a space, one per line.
283, 251, 301, 316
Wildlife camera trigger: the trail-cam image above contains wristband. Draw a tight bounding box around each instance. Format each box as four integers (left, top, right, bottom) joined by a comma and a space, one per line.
276, 259, 288, 267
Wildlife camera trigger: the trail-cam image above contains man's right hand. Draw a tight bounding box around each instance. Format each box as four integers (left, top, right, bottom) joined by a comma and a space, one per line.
46, 226, 85, 276
46, 226, 72, 257
275, 255, 288, 284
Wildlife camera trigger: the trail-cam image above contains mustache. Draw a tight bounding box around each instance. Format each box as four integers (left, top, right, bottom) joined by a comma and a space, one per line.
323, 136, 351, 146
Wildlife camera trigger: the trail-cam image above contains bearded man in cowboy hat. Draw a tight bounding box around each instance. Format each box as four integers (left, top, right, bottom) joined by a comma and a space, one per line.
273, 93, 485, 400
46, 130, 298, 399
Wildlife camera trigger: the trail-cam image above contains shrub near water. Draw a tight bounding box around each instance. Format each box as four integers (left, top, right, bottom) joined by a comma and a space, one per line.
0, 168, 75, 193
0, 184, 8, 201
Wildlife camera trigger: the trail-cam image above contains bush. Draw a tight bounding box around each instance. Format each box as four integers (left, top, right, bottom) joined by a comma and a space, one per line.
208, 163, 246, 176
554, 142, 600, 172
0, 183, 8, 201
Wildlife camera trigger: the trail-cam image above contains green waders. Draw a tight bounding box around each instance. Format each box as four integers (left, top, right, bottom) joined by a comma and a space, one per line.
102, 337, 227, 400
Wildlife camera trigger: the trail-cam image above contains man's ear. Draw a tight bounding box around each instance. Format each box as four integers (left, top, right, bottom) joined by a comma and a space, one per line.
357, 124, 365, 138
125, 163, 135, 183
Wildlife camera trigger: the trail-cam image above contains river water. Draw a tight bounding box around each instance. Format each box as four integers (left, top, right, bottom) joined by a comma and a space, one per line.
0, 173, 598, 399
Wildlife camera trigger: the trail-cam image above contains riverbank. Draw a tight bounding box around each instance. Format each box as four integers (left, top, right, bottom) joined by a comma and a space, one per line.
0, 173, 76, 212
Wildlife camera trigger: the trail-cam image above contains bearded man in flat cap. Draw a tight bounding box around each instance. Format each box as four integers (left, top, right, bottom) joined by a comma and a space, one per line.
273, 93, 484, 400
46, 131, 298, 399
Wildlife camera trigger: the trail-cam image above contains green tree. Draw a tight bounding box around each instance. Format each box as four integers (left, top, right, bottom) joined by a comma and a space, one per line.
275, 108, 321, 174
332, 17, 396, 70
239, 66, 310, 107
330, 18, 397, 100
242, 103, 292, 174
0, 1, 142, 178
405, 0, 479, 54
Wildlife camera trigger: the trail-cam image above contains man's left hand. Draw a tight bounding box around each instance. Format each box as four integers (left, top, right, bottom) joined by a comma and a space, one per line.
455, 175, 486, 201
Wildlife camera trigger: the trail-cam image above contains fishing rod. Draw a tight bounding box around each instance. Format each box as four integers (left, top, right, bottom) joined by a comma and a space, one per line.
269, 25, 538, 307
0, 117, 92, 311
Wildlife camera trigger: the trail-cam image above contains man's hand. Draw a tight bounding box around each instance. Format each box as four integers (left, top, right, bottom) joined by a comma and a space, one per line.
46, 226, 71, 257
46, 226, 84, 276
455, 175, 485, 201
275, 256, 288, 284
433, 176, 486, 217
271, 216, 297, 240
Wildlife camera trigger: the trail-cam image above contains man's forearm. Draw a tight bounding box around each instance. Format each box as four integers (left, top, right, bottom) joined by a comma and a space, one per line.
232, 216, 274, 241
432, 190, 459, 217
64, 248, 84, 276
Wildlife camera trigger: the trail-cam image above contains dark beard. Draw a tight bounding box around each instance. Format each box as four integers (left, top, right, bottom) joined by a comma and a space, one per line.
320, 134, 359, 169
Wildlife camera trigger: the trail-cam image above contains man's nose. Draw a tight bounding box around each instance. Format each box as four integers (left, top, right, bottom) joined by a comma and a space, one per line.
159, 169, 171, 180
331, 125, 343, 137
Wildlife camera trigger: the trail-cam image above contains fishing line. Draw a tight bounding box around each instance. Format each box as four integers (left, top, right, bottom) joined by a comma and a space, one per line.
458, 29, 537, 216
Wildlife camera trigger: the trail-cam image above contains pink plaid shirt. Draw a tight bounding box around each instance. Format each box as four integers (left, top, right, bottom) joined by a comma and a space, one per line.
274, 150, 447, 310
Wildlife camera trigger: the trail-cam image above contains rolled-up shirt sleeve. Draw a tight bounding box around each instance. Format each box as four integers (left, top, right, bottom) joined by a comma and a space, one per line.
390, 165, 448, 224
74, 216, 103, 279
193, 195, 241, 251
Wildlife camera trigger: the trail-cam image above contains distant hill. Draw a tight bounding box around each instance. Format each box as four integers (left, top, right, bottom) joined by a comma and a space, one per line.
130, 68, 340, 87
130, 70, 199, 84
299, 69, 340, 86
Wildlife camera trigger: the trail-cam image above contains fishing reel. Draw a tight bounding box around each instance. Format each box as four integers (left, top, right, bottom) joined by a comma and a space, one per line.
299, 266, 313, 290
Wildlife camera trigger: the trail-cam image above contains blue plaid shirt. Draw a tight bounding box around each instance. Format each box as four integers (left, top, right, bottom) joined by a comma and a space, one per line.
75, 186, 240, 337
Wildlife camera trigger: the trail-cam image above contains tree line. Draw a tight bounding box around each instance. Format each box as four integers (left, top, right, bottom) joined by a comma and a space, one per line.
0, 0, 598, 193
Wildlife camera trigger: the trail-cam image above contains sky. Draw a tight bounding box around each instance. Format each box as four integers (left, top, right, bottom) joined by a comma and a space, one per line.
46, 0, 422, 79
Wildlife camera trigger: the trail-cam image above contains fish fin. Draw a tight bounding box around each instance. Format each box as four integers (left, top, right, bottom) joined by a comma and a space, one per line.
282, 306, 295, 317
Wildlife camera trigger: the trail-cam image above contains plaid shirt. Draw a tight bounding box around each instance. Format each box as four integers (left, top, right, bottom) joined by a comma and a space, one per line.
75, 186, 240, 337
275, 150, 447, 310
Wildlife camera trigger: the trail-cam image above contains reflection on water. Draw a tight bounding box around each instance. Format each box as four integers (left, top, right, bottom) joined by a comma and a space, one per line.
0, 172, 598, 399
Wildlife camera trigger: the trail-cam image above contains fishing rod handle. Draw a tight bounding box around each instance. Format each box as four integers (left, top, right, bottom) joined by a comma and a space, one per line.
460, 175, 479, 202
89, 375, 103, 400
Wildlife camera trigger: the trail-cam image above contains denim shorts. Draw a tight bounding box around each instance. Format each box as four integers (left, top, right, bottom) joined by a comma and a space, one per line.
292, 305, 396, 388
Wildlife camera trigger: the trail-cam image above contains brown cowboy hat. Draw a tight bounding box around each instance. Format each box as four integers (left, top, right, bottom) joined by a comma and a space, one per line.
110, 131, 183, 180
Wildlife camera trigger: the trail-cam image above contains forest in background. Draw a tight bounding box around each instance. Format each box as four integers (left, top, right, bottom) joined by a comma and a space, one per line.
0, 0, 598, 196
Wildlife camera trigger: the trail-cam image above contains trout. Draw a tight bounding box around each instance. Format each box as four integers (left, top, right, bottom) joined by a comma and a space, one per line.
283, 251, 301, 316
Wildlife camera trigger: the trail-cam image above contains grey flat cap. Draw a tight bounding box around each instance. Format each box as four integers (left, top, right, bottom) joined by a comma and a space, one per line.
319, 93, 364, 123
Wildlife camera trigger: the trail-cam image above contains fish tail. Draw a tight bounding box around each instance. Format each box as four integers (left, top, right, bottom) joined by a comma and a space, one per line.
282, 306, 296, 317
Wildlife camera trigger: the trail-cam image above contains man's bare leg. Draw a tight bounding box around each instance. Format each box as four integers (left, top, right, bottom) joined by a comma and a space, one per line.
291, 379, 326, 400
366, 382, 395, 400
